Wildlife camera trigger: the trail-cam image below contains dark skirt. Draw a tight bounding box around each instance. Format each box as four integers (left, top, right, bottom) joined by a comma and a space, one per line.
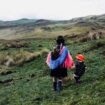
50, 67, 67, 78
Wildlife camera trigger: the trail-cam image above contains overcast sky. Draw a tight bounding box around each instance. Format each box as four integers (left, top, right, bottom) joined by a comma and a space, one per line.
0, 0, 105, 20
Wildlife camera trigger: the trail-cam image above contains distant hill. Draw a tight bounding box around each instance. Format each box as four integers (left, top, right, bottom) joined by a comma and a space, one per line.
0, 14, 105, 39
0, 18, 60, 28
69, 14, 105, 27
0, 14, 105, 28
0, 18, 37, 28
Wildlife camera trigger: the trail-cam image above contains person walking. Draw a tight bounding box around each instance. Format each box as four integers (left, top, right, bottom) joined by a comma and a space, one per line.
74, 54, 86, 84
46, 36, 74, 92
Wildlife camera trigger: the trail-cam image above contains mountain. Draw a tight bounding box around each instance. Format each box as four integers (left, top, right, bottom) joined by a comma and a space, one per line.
0, 14, 105, 39
0, 14, 105, 28
0, 18, 59, 28
0, 18, 37, 28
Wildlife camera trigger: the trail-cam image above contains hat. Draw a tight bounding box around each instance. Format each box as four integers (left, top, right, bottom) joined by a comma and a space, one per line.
76, 54, 85, 61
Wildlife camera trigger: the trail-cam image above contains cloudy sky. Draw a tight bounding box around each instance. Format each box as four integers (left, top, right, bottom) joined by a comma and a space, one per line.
0, 0, 105, 20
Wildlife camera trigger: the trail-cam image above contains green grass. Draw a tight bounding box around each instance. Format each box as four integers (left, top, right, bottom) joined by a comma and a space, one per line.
0, 38, 105, 105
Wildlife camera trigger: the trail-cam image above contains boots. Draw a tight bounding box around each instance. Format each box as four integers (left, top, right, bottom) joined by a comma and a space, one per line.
57, 81, 62, 92
53, 77, 62, 92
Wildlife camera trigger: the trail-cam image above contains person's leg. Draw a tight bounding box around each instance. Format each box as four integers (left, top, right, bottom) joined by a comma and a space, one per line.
74, 77, 78, 83
57, 77, 62, 92
60, 68, 67, 86
74, 74, 78, 83
77, 76, 81, 81
57, 68, 69, 91
74, 73, 80, 83
74, 76, 81, 84
52, 77, 57, 91
78, 72, 85, 82
50, 70, 58, 91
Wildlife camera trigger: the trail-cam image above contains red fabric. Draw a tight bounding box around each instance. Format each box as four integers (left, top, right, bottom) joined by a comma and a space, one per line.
46, 53, 51, 67
62, 53, 74, 69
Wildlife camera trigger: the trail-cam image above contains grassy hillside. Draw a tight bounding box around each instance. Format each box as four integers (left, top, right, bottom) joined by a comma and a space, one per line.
0, 37, 105, 105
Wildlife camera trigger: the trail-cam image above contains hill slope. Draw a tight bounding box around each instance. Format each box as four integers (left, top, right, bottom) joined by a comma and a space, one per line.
0, 38, 105, 105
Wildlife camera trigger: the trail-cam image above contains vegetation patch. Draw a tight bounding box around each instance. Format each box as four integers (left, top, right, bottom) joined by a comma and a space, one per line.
83, 40, 105, 53
0, 47, 49, 68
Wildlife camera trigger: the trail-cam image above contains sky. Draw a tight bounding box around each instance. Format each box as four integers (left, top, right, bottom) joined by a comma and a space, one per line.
0, 0, 105, 20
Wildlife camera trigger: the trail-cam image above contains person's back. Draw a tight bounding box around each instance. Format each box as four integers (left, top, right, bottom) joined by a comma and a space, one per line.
75, 61, 86, 76
74, 54, 86, 84
46, 35, 74, 92
75, 61, 85, 76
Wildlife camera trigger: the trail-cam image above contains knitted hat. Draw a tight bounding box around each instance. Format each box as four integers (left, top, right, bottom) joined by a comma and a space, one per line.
76, 54, 85, 61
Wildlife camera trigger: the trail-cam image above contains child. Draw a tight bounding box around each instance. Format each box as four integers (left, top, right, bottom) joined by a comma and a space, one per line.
74, 54, 86, 84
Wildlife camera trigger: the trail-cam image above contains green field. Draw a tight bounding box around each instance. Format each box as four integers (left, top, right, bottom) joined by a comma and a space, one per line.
0, 38, 105, 105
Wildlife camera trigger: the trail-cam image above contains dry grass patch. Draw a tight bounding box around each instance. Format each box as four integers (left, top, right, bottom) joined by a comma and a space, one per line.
0, 48, 49, 67
1, 41, 30, 49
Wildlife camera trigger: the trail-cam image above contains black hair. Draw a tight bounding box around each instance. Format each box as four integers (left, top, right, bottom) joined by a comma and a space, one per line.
51, 47, 60, 60
56, 36, 65, 45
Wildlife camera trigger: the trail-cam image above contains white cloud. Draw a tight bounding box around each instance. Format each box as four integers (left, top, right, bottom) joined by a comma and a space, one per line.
0, 0, 105, 20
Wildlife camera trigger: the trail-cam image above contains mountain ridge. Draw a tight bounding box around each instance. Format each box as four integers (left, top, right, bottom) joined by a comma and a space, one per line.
0, 14, 105, 39
0, 14, 105, 27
